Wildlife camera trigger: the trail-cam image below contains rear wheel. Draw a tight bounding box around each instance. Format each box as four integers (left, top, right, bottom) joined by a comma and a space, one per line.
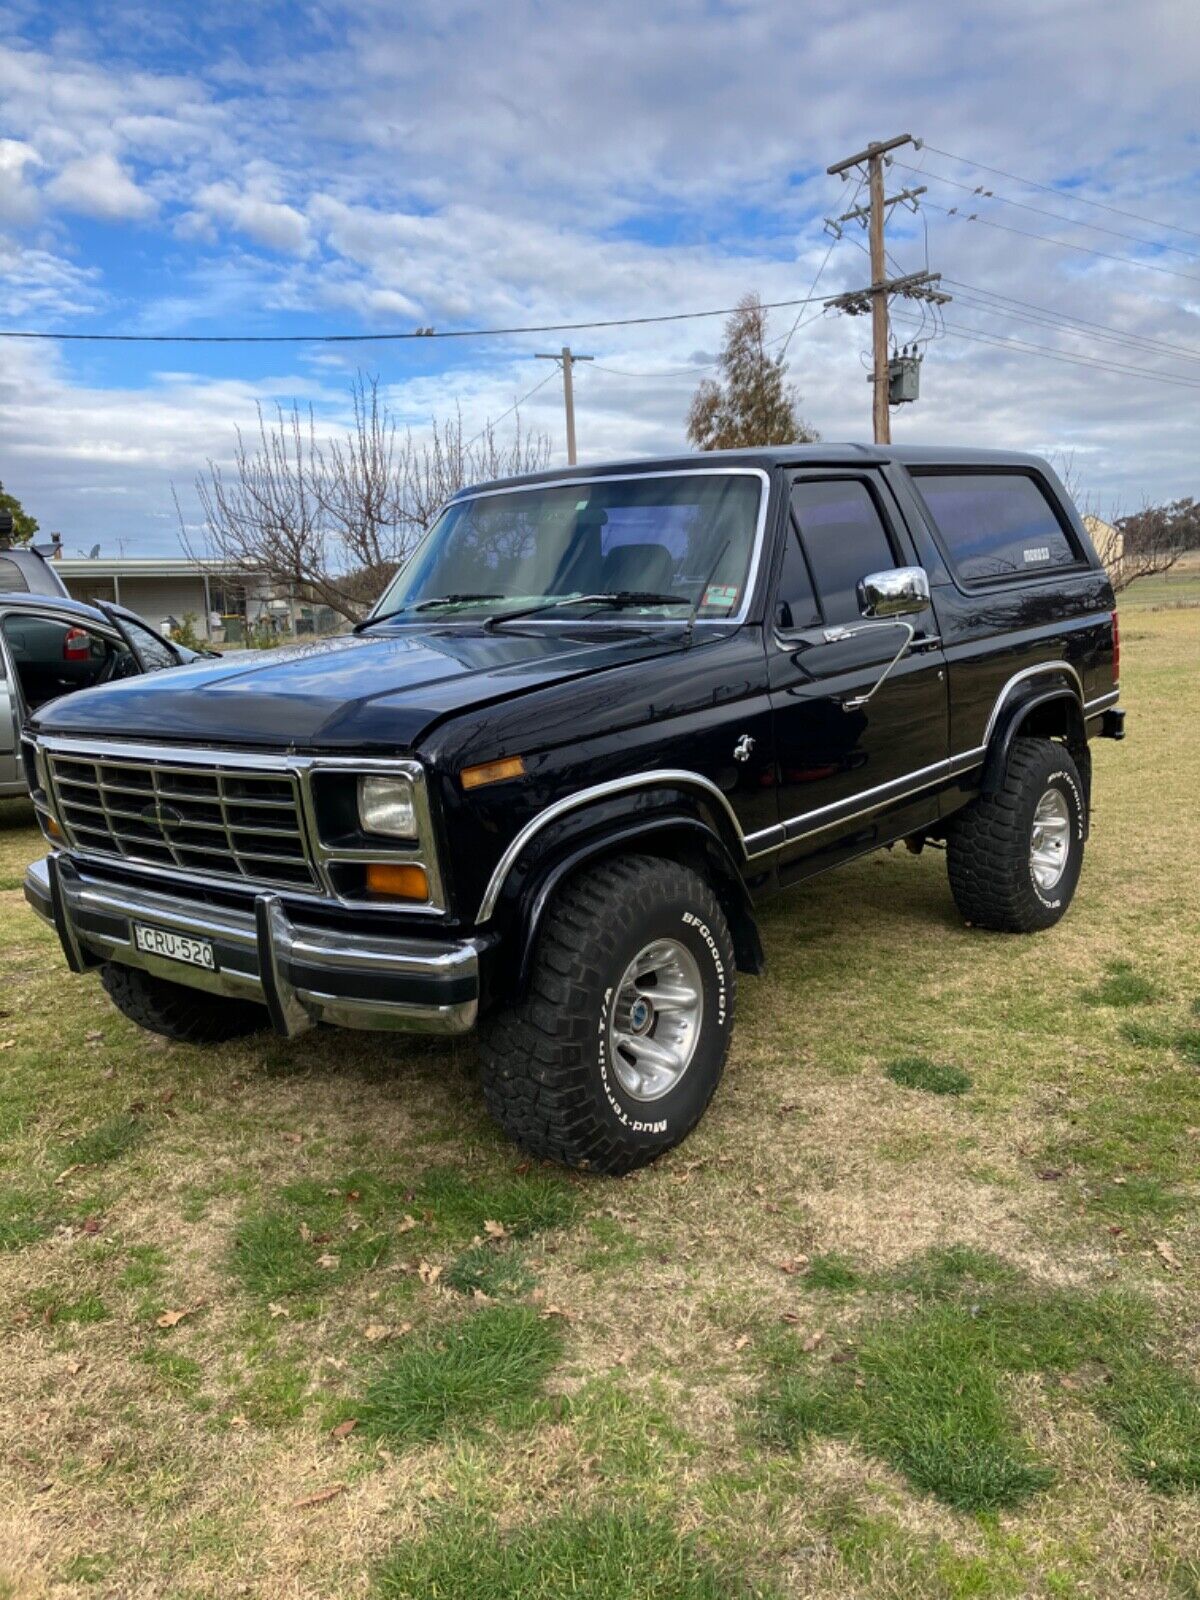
946, 736, 1086, 933
100, 962, 269, 1043
478, 855, 736, 1175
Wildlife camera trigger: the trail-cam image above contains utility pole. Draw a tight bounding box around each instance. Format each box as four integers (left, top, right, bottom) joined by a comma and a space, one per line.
866, 148, 891, 444
825, 135, 949, 444
536, 345, 593, 465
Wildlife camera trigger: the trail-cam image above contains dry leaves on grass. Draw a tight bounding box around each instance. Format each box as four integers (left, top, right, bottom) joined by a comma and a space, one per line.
1155, 1240, 1182, 1272
291, 1484, 346, 1510
417, 1261, 441, 1287
483, 1219, 508, 1239
329, 1419, 358, 1441
0, 1039, 15, 1051
364, 1322, 411, 1343
396, 1214, 419, 1234
156, 1303, 203, 1329
316, 1252, 340, 1271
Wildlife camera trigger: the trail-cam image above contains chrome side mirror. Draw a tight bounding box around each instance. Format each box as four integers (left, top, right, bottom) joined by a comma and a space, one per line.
858, 565, 930, 619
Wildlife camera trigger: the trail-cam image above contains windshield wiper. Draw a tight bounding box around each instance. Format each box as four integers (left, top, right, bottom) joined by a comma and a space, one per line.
484, 592, 689, 632
354, 593, 503, 632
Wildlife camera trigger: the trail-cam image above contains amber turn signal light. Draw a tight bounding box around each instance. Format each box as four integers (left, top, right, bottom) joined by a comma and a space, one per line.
461, 755, 526, 791
45, 815, 63, 839
365, 862, 429, 900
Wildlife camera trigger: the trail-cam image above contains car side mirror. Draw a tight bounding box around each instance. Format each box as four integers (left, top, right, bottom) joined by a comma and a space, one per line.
857, 565, 930, 619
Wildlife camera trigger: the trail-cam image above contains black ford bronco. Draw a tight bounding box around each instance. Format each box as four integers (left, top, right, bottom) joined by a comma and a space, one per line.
23, 445, 1124, 1173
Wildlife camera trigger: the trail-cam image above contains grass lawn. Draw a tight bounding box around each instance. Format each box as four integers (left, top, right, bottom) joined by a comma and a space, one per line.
0, 596, 1196, 1598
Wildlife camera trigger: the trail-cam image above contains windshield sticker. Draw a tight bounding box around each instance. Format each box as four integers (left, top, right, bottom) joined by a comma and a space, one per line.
703, 584, 739, 609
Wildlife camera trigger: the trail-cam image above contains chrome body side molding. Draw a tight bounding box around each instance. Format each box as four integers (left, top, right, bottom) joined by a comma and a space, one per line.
476, 657, 1108, 922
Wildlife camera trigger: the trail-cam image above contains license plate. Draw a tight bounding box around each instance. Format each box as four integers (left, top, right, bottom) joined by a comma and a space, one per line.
133, 924, 216, 971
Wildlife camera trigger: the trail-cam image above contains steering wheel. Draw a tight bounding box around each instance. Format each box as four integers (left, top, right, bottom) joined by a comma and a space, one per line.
94, 645, 131, 686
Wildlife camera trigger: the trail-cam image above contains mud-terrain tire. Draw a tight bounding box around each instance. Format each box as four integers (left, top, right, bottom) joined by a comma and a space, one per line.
100, 962, 269, 1043
479, 855, 736, 1175
946, 736, 1086, 933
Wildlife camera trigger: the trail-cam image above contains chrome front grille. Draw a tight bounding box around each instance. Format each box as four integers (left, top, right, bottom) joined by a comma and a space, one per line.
47, 752, 318, 892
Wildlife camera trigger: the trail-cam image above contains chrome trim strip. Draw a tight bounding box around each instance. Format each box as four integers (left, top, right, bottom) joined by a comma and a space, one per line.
374, 467, 773, 629
980, 660, 1083, 747
476, 660, 1096, 915
1084, 690, 1120, 714
476, 769, 747, 922
750, 755, 956, 848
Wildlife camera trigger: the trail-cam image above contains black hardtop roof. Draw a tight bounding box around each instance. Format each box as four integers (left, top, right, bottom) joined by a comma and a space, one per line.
457, 443, 1056, 498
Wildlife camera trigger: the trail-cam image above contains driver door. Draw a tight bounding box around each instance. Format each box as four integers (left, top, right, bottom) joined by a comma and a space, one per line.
0, 609, 139, 719
768, 471, 949, 882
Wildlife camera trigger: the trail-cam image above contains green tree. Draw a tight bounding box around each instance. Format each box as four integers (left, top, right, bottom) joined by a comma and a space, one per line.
686, 292, 818, 451
0, 481, 39, 544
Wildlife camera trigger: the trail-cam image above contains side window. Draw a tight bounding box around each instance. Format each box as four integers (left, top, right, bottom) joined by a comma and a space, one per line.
120, 619, 179, 671
0, 556, 29, 593
790, 479, 898, 625
774, 515, 820, 631
911, 472, 1078, 583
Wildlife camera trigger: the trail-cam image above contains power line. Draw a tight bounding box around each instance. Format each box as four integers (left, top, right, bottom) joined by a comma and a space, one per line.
895, 161, 1200, 264
778, 170, 866, 360
891, 309, 1200, 389
590, 305, 835, 380
943, 278, 1200, 364
943, 283, 1200, 368
920, 143, 1200, 245
920, 197, 1200, 288
0, 292, 833, 346
463, 365, 560, 449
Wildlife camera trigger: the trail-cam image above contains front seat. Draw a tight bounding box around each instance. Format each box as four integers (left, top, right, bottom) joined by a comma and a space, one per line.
600, 542, 676, 594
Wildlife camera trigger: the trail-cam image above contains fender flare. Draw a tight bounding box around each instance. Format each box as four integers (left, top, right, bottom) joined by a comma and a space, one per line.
497, 813, 765, 1000
981, 684, 1087, 797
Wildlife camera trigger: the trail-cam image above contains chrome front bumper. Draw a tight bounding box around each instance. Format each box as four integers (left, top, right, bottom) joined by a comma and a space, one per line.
25, 855, 483, 1038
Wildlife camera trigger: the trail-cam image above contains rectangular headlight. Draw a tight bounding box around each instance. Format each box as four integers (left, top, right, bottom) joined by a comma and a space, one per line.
358, 775, 418, 839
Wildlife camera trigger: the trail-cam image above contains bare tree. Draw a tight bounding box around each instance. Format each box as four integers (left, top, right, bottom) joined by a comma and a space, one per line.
687, 292, 818, 450
1050, 453, 1194, 595
182, 373, 551, 621
1107, 499, 1199, 594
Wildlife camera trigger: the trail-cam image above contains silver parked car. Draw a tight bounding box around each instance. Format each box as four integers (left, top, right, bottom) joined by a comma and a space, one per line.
1, 567, 206, 797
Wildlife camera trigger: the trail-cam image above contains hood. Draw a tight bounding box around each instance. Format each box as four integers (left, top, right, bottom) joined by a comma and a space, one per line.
31, 624, 690, 751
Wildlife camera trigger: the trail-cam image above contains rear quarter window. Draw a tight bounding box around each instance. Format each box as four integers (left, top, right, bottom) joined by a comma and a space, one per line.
0, 556, 30, 593
911, 471, 1080, 584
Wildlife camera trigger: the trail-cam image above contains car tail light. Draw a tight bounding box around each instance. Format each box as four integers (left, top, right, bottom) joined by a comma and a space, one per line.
1111, 609, 1120, 685
62, 627, 90, 661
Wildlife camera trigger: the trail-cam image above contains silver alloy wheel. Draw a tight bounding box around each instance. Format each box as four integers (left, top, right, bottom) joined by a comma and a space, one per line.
608, 937, 704, 1101
1030, 787, 1071, 890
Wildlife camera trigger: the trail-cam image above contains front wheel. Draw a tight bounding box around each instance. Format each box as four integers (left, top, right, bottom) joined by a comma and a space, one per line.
100, 962, 269, 1043
946, 736, 1086, 933
478, 855, 736, 1175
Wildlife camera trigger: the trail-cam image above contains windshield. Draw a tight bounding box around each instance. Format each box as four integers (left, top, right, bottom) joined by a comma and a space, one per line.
369, 471, 763, 624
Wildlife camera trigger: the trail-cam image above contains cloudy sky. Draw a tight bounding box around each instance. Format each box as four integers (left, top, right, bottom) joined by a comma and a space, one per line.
0, 0, 1198, 554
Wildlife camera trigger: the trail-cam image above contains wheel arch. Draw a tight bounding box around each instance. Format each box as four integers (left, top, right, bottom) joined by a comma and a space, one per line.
489, 809, 764, 1004
981, 684, 1090, 828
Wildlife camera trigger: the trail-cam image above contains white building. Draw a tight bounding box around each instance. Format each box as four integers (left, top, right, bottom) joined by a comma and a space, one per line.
50, 557, 339, 643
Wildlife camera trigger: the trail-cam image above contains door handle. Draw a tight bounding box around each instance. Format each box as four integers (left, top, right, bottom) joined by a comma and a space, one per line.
909, 633, 942, 654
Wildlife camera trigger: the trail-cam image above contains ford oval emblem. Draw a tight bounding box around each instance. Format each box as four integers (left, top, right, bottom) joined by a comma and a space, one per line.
142, 800, 184, 829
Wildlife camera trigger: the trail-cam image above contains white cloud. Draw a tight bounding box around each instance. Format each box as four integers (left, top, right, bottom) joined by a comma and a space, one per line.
0, 138, 41, 225
2, 0, 1200, 548
48, 152, 156, 221
186, 180, 312, 256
